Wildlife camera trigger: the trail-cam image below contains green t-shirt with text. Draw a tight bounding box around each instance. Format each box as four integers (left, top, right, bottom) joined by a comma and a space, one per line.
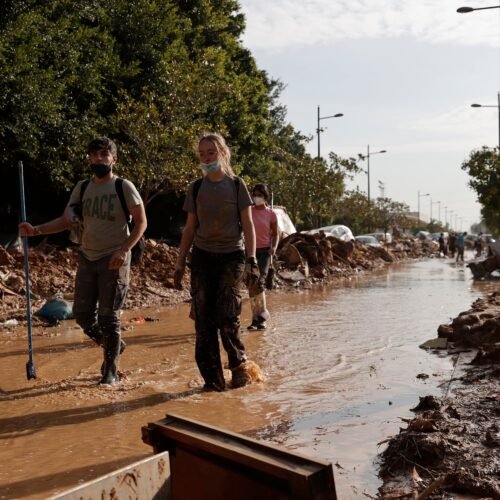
67, 176, 143, 261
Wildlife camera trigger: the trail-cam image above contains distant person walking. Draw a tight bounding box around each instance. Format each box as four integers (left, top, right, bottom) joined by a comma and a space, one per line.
19, 137, 147, 385
456, 232, 466, 262
174, 132, 260, 391
438, 233, 447, 256
247, 183, 279, 331
474, 232, 483, 258
448, 232, 457, 258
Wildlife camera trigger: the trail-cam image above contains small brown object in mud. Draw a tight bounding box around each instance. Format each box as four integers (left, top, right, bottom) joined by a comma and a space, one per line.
411, 395, 441, 412
406, 416, 438, 433
230, 360, 265, 388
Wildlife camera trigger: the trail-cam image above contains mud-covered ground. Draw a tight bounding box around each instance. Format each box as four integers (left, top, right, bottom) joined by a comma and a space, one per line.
379, 292, 500, 500
1, 233, 499, 498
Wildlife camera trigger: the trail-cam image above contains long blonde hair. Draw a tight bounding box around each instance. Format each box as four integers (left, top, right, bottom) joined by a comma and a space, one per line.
198, 132, 235, 177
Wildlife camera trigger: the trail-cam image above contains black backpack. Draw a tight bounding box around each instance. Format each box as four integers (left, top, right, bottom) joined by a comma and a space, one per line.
79, 178, 145, 265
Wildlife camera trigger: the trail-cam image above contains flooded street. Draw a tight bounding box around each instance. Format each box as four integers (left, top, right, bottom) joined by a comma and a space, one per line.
0, 257, 496, 499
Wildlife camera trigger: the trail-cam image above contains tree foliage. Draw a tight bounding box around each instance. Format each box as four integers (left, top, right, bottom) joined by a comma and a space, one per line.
0, 0, 412, 236
461, 147, 500, 233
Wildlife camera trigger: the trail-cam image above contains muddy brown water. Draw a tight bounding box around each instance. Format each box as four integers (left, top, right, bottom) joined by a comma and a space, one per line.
0, 257, 497, 499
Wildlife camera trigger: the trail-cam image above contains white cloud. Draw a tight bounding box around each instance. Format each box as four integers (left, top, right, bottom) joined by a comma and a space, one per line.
240, 0, 500, 51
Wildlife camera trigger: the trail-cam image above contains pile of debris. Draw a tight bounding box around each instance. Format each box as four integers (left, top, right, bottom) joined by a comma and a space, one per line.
273, 232, 437, 288
467, 253, 500, 280
0, 233, 437, 322
379, 292, 500, 499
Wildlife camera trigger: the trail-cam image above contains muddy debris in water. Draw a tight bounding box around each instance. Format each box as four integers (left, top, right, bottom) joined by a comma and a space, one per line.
467, 253, 500, 280
378, 291, 500, 499
0, 233, 437, 322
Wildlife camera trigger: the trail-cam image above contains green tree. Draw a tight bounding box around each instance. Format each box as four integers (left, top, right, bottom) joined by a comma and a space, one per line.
461, 147, 500, 233
372, 197, 410, 234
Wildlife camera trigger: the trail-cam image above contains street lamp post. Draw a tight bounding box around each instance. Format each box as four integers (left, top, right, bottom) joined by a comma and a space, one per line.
457, 5, 500, 12
417, 191, 430, 226
431, 200, 440, 224
471, 93, 500, 147
359, 145, 387, 202
443, 206, 448, 226
317, 106, 343, 159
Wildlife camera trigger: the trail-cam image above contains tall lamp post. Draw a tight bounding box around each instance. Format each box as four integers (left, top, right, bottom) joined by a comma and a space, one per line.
471, 93, 500, 147
317, 106, 343, 159
359, 145, 387, 202
443, 206, 448, 226
457, 5, 500, 13
431, 200, 440, 224
417, 191, 430, 226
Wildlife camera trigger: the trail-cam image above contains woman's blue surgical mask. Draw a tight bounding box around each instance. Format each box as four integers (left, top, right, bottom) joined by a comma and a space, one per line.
200, 160, 221, 175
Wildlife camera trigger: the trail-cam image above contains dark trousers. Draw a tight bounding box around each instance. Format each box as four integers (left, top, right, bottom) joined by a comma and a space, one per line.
73, 253, 130, 373
190, 246, 246, 388
256, 247, 271, 294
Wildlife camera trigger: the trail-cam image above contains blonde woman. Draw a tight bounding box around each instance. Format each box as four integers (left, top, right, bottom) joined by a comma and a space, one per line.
174, 133, 259, 391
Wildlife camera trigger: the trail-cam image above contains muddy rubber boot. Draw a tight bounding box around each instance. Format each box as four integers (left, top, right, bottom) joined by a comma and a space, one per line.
249, 292, 270, 331
87, 325, 125, 354
203, 381, 226, 392
247, 319, 260, 331
230, 362, 252, 389
100, 339, 126, 376
99, 335, 120, 386
86, 324, 103, 346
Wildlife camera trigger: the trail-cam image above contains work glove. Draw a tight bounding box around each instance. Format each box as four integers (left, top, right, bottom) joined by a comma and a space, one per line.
244, 256, 260, 292
173, 258, 186, 290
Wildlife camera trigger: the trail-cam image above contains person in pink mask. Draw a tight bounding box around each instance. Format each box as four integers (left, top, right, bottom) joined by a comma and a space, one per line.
247, 183, 279, 331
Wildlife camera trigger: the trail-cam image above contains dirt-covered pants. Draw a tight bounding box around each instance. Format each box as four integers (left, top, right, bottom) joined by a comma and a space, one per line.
256, 247, 272, 294
190, 246, 246, 388
73, 253, 130, 370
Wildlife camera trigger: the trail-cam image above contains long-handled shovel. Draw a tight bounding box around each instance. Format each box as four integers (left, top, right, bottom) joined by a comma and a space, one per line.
18, 161, 36, 380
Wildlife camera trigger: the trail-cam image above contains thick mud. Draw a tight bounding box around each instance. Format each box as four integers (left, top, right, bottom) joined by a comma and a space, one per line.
1, 235, 499, 499
378, 291, 500, 499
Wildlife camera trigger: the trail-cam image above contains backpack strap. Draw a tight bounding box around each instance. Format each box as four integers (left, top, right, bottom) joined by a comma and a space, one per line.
79, 179, 90, 204
192, 178, 203, 214
115, 177, 132, 230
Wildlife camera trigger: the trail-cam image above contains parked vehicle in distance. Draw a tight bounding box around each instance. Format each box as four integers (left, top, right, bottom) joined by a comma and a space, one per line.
416, 230, 431, 240
303, 224, 355, 242
355, 235, 381, 247
364, 232, 392, 244
273, 206, 297, 238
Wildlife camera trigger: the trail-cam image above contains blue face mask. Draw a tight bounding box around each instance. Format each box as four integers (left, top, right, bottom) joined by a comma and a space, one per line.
200, 160, 221, 174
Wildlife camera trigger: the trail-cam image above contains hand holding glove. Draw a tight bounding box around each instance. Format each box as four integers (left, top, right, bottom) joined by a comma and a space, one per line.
174, 257, 186, 290
244, 256, 260, 290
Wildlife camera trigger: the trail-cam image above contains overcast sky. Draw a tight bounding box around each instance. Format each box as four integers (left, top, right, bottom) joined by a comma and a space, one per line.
239, 0, 500, 230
